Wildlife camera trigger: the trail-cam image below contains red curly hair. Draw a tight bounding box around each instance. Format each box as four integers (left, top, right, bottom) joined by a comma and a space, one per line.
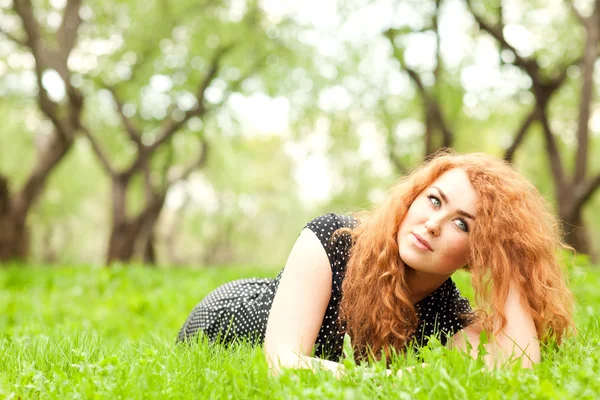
338, 150, 575, 359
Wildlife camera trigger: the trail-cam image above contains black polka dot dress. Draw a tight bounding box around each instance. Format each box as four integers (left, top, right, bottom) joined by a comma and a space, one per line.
177, 213, 474, 360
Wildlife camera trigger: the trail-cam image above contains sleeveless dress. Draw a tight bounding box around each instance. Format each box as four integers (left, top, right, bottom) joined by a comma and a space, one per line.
177, 213, 473, 360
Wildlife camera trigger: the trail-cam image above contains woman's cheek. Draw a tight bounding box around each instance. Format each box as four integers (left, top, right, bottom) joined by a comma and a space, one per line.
440, 234, 470, 272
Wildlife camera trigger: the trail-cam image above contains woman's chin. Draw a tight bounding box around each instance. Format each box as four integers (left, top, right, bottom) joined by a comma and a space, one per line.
399, 248, 427, 271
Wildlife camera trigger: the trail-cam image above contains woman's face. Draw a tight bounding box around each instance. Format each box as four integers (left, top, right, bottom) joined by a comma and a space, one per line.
397, 168, 478, 279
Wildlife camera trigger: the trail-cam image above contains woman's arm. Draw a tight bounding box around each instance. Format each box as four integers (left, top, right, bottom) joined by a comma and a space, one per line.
263, 228, 408, 378
449, 283, 540, 369
264, 228, 339, 374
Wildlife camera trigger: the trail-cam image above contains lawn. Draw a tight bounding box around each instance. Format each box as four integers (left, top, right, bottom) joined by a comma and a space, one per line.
0, 264, 599, 399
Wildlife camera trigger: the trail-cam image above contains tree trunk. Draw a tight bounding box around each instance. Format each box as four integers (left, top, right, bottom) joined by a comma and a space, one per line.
561, 212, 595, 260
137, 197, 165, 265
106, 220, 140, 264
106, 176, 136, 264
424, 104, 435, 156
105, 175, 166, 265
107, 215, 164, 265
0, 216, 29, 263
0, 177, 28, 263
142, 233, 157, 265
0, 128, 74, 263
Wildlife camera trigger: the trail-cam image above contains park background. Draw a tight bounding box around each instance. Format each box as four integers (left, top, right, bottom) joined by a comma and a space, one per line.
1, 0, 600, 267
1, 0, 600, 398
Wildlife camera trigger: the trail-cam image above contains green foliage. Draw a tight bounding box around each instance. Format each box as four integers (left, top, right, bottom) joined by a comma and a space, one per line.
2, 0, 600, 265
0, 265, 599, 398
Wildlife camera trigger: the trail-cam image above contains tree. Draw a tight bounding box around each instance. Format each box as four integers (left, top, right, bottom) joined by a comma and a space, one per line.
2, 0, 339, 266
80, 46, 220, 264
466, 0, 600, 258
382, 0, 560, 168
0, 0, 83, 262
384, 0, 454, 164
76, 0, 295, 264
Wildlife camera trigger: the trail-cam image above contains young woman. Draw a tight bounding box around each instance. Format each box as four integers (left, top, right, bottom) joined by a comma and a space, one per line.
177, 151, 574, 374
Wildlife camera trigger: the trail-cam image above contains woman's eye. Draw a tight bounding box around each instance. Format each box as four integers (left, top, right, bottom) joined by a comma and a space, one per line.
455, 219, 469, 232
428, 195, 441, 208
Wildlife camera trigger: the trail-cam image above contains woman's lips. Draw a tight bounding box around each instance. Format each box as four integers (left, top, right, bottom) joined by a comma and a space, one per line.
412, 233, 433, 251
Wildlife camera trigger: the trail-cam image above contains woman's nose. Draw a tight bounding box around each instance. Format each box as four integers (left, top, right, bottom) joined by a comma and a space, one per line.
425, 218, 441, 236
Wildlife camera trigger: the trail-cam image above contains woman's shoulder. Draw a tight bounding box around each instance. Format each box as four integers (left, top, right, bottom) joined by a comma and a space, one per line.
304, 213, 357, 248
305, 212, 358, 232
303, 213, 357, 271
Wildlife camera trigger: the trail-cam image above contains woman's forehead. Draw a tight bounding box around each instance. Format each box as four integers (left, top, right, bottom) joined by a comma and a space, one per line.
429, 169, 478, 214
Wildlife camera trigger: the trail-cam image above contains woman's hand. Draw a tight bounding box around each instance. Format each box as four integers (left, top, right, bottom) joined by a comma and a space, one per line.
388, 362, 429, 377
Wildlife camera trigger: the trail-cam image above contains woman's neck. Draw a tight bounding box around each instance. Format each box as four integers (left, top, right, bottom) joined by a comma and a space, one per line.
404, 266, 450, 303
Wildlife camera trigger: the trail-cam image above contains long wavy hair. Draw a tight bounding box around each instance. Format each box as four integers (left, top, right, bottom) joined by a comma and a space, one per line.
338, 150, 575, 359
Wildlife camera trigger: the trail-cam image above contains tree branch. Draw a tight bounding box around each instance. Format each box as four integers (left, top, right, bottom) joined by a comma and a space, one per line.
57, 0, 83, 59
405, 67, 454, 152
35, 69, 69, 132
140, 158, 156, 206
548, 58, 576, 91
0, 26, 28, 47
574, 7, 600, 181
124, 44, 237, 178
105, 86, 143, 147
384, 26, 453, 154
433, 0, 442, 82
12, 0, 77, 143
55, 0, 83, 115
468, 0, 579, 98
430, 100, 453, 148
537, 110, 566, 190
404, 66, 428, 97
384, 29, 425, 93
213, 53, 268, 110
504, 108, 537, 162
12, 0, 43, 50
147, 44, 234, 155
195, 44, 235, 104
571, 172, 600, 212
132, 189, 166, 231
497, 0, 504, 25
467, 0, 579, 195
465, 0, 539, 78
384, 122, 407, 174
14, 130, 72, 217
168, 139, 209, 186
79, 125, 116, 176
14, 0, 75, 83
157, 141, 175, 187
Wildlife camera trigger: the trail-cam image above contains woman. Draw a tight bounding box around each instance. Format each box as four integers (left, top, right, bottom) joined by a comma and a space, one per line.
177, 151, 574, 373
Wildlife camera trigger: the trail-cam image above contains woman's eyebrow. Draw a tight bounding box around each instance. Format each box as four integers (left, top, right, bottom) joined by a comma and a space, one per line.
431, 186, 477, 220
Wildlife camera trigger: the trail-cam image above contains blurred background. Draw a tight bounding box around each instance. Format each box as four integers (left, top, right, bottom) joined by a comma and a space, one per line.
0, 0, 598, 268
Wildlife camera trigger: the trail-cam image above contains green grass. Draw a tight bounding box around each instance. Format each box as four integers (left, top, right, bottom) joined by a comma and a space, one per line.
0, 265, 599, 399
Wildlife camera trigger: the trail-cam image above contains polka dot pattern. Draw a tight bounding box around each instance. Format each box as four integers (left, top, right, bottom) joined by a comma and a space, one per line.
177, 213, 474, 360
